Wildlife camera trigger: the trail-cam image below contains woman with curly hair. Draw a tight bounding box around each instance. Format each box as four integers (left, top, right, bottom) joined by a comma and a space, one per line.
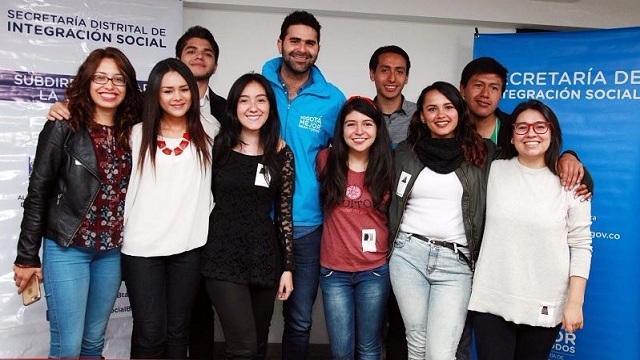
13, 47, 141, 358
387, 81, 494, 359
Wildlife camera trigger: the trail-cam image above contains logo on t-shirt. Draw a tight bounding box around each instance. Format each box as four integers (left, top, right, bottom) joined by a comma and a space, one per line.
345, 185, 362, 200
298, 115, 322, 133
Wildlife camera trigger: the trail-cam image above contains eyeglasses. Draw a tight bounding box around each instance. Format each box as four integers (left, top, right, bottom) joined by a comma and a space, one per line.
513, 121, 550, 135
91, 73, 126, 87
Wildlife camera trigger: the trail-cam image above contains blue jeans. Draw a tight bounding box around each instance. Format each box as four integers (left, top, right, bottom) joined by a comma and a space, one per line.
320, 264, 390, 360
389, 232, 472, 360
122, 249, 201, 359
281, 225, 322, 359
42, 238, 121, 358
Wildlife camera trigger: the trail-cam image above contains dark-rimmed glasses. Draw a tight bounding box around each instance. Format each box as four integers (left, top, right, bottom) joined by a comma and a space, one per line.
91, 73, 126, 87
513, 121, 550, 135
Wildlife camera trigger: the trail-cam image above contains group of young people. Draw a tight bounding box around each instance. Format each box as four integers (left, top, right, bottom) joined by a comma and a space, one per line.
13, 8, 593, 360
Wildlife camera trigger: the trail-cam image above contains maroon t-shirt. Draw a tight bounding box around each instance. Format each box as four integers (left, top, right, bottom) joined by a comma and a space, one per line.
317, 149, 389, 272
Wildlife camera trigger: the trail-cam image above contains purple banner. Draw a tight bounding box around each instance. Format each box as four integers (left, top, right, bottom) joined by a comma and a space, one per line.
0, 69, 73, 103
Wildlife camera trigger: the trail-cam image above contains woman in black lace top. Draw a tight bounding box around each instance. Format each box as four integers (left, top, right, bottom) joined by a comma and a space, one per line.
201, 73, 294, 359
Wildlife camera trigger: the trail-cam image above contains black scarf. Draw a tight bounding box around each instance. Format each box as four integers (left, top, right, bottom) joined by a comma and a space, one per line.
414, 137, 464, 174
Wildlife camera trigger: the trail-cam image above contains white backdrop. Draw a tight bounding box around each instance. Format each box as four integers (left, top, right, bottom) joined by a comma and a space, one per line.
0, 0, 182, 357
185, 6, 513, 104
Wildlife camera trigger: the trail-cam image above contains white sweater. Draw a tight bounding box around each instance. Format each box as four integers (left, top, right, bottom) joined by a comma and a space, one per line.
122, 123, 213, 257
468, 158, 592, 327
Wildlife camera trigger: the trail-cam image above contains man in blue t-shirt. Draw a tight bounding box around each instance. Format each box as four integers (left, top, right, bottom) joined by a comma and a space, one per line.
261, 10, 345, 359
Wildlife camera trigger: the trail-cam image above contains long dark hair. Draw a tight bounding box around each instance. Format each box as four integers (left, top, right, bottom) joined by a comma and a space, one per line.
506, 100, 562, 175
319, 97, 394, 211
213, 73, 281, 180
407, 81, 487, 167
65, 47, 141, 151
138, 58, 211, 172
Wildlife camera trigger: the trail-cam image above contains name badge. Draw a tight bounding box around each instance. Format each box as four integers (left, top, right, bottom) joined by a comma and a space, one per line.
537, 304, 556, 327
255, 163, 270, 188
362, 229, 377, 252
396, 171, 411, 197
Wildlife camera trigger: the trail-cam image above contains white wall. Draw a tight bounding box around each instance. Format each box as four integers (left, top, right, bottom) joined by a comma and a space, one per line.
183, 0, 639, 344
186, 0, 640, 28
185, 0, 640, 100
185, 6, 513, 102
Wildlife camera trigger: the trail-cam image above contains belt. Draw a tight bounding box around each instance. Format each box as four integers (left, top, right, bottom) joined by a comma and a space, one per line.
409, 233, 472, 268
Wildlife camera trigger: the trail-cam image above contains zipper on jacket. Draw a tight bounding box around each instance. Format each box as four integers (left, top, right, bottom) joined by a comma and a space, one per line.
65, 154, 101, 246
458, 167, 476, 271
67, 186, 100, 246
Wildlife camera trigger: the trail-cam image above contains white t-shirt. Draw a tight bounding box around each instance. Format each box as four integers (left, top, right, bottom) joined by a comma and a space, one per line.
122, 123, 213, 257
399, 166, 467, 245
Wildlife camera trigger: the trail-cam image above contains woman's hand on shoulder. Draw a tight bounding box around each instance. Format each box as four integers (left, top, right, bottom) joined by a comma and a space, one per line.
557, 153, 584, 190
277, 271, 293, 301
46, 101, 70, 121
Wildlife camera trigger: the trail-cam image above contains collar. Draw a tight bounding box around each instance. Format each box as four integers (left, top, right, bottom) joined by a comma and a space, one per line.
375, 95, 409, 116
277, 65, 314, 94
199, 89, 210, 108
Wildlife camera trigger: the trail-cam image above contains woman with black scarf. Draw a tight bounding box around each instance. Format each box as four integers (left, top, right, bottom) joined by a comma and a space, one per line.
387, 81, 495, 360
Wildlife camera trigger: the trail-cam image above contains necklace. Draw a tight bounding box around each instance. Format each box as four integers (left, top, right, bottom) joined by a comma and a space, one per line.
157, 132, 190, 155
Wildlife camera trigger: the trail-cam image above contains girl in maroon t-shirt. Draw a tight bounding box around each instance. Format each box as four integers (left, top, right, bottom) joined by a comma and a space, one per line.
317, 96, 394, 359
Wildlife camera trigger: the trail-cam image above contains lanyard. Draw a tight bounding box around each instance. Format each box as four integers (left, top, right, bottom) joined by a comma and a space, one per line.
490, 117, 501, 145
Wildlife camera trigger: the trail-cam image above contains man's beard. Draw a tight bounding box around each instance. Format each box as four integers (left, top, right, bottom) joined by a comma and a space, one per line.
282, 53, 315, 74
194, 70, 214, 82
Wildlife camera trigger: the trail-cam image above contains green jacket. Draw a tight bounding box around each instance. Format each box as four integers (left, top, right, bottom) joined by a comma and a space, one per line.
388, 139, 496, 270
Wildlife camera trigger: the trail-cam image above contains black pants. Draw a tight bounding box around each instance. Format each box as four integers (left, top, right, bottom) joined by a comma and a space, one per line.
455, 314, 472, 360
385, 289, 408, 360
206, 279, 277, 360
472, 311, 560, 360
122, 249, 201, 359
188, 278, 215, 359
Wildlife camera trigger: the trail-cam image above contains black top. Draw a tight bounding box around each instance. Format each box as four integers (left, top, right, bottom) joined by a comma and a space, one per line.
208, 88, 228, 129
201, 146, 295, 287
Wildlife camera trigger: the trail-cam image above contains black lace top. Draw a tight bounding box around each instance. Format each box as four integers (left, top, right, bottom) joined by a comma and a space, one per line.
201, 145, 295, 287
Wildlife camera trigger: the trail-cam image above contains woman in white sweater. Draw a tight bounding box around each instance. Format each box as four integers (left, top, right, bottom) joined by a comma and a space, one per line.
468, 100, 592, 360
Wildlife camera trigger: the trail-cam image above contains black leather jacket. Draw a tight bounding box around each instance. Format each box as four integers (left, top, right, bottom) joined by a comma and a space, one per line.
16, 121, 103, 267
387, 139, 496, 270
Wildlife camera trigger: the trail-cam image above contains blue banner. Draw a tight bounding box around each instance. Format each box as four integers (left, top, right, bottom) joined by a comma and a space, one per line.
474, 27, 640, 360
